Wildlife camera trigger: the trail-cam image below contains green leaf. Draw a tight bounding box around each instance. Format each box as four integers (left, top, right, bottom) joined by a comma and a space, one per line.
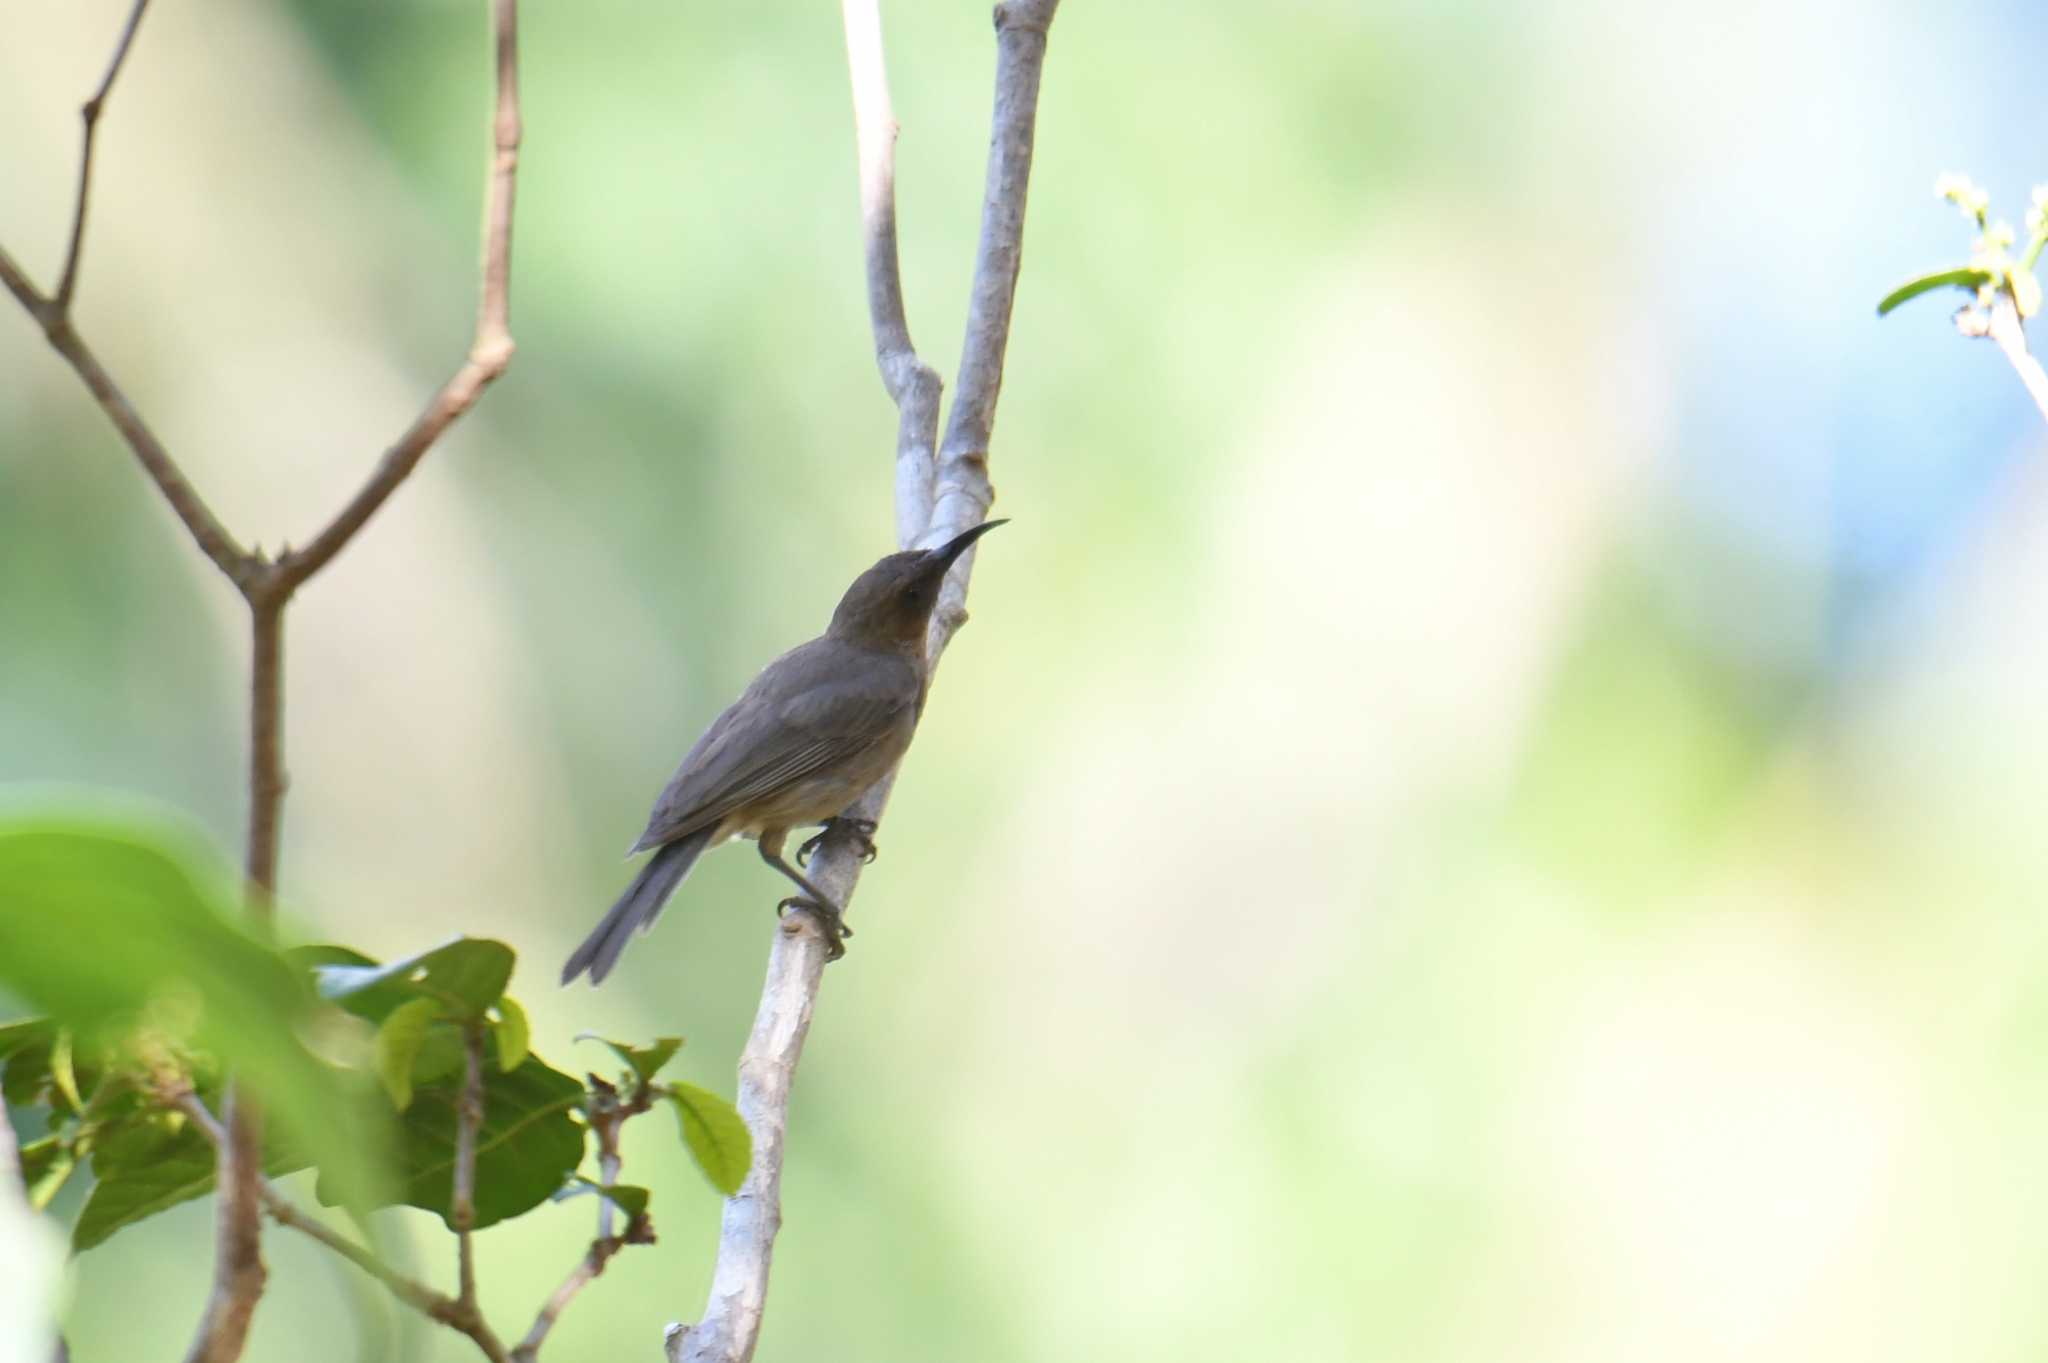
0, 818, 390, 1213
314, 939, 516, 1019
668, 1082, 750, 1196
576, 1034, 684, 1085
72, 1113, 217, 1251
1876, 266, 1993, 316
0, 1016, 53, 1060
374, 998, 443, 1112
0, 1020, 57, 1107
561, 1174, 650, 1222
319, 1057, 585, 1230
492, 997, 530, 1073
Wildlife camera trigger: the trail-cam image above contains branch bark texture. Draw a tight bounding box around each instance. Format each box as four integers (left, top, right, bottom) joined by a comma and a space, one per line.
666, 5, 1060, 1361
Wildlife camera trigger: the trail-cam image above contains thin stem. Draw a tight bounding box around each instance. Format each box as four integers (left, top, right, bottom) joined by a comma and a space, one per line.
1984, 296, 2048, 428
454, 1023, 486, 1311
509, 1232, 638, 1363
55, 0, 152, 314
841, 0, 944, 536
174, 1092, 510, 1363
244, 597, 286, 909
275, 0, 522, 590
0, 245, 254, 587
184, 1084, 267, 1363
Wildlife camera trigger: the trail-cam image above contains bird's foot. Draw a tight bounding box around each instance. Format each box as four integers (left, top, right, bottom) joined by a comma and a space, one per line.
796, 817, 879, 868
777, 895, 851, 960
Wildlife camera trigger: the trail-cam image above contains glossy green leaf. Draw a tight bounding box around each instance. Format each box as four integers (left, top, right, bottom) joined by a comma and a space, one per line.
492, 996, 530, 1073
1876, 266, 1993, 316
0, 819, 389, 1212
320, 1056, 585, 1230
576, 1034, 683, 1085
314, 938, 516, 1019
374, 998, 443, 1112
669, 1082, 750, 1196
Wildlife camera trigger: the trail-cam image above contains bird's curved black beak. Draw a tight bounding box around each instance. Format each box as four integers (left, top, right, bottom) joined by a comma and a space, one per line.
928, 518, 1008, 569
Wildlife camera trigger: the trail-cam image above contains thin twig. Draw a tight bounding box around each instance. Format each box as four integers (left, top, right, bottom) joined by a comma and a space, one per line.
184, 1085, 268, 1363
173, 1091, 511, 1363
55, 0, 153, 314
0, 246, 255, 587
509, 1227, 643, 1363
1981, 296, 2048, 428
666, 6, 1060, 1362
454, 1023, 486, 1312
841, 0, 944, 535
273, 0, 522, 590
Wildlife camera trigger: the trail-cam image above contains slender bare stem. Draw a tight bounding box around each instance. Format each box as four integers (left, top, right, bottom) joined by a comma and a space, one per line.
666, 7, 1060, 1362
454, 1024, 486, 1311
55, 0, 152, 313
183, 1084, 267, 1363
841, 0, 945, 534
510, 1229, 640, 1363
173, 1092, 511, 1362
1979, 296, 2048, 428
275, 0, 521, 590
0, 246, 255, 587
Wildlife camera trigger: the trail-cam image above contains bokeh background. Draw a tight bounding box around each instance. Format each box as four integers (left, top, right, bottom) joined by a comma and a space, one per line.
7, 0, 2048, 1360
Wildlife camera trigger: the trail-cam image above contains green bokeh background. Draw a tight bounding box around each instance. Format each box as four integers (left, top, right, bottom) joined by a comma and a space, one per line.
8, 1, 2048, 1360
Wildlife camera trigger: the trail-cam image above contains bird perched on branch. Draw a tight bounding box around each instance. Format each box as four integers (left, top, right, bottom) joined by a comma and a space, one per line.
562, 520, 1006, 985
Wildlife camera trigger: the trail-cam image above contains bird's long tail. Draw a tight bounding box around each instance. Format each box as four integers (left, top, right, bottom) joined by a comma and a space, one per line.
562, 829, 714, 985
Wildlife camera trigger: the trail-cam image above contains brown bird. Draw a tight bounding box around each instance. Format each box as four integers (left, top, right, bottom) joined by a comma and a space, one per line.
562, 519, 1006, 985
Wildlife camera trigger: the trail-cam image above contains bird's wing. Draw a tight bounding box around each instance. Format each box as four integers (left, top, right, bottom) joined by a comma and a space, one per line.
633, 641, 917, 850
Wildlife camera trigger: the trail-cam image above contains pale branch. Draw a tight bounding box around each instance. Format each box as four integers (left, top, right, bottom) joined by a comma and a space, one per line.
55, 0, 152, 314
1967, 295, 2048, 429
841, 0, 945, 536
454, 1024, 486, 1313
664, 6, 1060, 1362
273, 0, 522, 592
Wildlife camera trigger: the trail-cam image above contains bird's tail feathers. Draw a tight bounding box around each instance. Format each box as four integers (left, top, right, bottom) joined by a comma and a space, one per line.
561, 829, 713, 985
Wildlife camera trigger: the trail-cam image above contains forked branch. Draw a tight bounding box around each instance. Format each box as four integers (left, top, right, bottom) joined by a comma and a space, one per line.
664, 5, 1061, 1362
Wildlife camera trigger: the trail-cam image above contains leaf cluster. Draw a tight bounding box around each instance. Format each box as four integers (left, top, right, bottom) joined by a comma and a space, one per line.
0, 817, 749, 1258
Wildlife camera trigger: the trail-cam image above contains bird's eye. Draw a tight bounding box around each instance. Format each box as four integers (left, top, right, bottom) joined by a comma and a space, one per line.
900, 587, 921, 608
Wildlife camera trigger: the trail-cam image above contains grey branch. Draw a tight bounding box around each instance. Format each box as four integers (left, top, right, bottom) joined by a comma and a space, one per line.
665, 5, 1060, 1363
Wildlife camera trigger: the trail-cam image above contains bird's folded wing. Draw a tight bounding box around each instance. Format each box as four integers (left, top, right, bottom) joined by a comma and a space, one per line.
634, 657, 916, 850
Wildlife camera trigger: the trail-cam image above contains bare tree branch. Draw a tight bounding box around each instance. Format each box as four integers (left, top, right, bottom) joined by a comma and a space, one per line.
666, 6, 1060, 1362
841, 0, 945, 534
274, 0, 522, 591
1964, 296, 2048, 429
510, 1225, 645, 1363
171, 1090, 512, 1363
454, 1023, 486, 1313
0, 247, 256, 587
55, 0, 152, 314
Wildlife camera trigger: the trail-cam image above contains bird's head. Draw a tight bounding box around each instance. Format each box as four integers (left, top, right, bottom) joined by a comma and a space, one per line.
827, 519, 1008, 652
